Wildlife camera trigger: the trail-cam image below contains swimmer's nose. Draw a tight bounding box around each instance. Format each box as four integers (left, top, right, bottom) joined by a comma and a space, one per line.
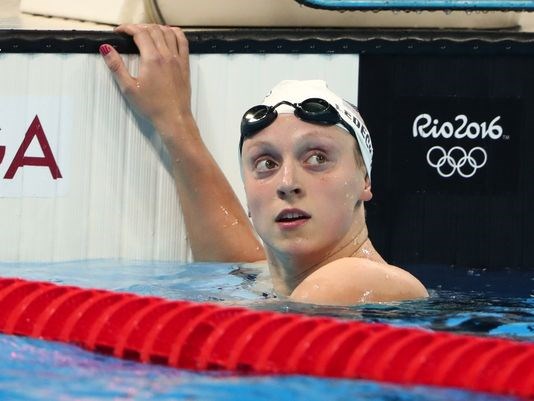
276, 163, 303, 199
277, 184, 302, 199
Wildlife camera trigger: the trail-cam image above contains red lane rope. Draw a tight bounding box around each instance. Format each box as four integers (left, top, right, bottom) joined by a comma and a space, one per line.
0, 277, 531, 397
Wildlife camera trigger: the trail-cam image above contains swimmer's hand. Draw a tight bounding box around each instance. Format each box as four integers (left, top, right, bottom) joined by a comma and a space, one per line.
99, 24, 264, 263
99, 24, 192, 138
289, 258, 429, 306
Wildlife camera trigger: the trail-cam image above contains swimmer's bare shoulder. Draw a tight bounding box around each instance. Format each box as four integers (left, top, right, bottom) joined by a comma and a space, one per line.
290, 257, 429, 306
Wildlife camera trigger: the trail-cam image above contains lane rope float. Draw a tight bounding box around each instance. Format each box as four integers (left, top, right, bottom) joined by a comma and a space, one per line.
0, 277, 532, 397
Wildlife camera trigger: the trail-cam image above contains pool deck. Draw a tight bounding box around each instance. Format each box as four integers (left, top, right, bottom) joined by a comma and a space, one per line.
0, 0, 113, 30
3, 0, 534, 31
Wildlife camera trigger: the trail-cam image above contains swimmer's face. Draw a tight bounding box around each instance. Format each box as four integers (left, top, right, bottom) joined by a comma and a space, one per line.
241, 114, 372, 259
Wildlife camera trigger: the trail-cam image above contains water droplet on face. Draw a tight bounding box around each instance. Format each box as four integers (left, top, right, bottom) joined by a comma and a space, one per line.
360, 290, 373, 302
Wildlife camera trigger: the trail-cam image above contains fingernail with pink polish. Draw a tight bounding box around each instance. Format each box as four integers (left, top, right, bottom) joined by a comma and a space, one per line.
99, 44, 112, 56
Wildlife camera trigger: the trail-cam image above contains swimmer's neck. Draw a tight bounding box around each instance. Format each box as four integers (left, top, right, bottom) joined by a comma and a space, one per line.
267, 223, 383, 297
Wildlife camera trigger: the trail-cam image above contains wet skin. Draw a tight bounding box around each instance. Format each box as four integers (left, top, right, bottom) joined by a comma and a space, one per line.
241, 115, 372, 293
241, 115, 428, 304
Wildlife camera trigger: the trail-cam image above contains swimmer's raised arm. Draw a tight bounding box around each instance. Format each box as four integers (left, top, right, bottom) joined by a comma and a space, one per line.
100, 24, 264, 262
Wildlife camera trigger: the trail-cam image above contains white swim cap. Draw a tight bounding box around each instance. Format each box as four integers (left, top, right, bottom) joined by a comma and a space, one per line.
262, 80, 373, 178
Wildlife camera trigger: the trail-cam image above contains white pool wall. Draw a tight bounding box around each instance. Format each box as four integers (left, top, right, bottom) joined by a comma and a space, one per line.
0, 51, 359, 261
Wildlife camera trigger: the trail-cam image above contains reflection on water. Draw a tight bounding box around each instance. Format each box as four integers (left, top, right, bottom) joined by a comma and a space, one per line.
0, 333, 522, 401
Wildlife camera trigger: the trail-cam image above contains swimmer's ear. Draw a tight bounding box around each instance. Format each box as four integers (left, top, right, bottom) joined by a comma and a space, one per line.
359, 176, 373, 202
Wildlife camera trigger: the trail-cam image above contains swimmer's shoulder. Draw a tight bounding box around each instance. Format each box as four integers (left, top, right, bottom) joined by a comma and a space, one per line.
290, 257, 429, 306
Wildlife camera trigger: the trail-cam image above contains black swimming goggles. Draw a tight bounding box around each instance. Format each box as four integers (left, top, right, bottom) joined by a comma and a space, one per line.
239, 98, 356, 153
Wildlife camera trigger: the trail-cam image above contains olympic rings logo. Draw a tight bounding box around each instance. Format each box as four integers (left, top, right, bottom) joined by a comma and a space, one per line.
426, 146, 487, 178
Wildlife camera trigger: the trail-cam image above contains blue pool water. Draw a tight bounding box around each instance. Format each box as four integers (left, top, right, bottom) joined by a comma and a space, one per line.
0, 261, 532, 401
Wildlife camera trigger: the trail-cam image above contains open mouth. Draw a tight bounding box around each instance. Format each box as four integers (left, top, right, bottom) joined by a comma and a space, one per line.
275, 209, 311, 223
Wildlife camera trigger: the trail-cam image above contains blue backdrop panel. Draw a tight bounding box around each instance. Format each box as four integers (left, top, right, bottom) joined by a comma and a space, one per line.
297, 0, 534, 10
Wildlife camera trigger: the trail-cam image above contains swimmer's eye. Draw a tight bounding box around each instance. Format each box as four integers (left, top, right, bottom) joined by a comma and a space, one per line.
305, 153, 327, 165
254, 158, 278, 172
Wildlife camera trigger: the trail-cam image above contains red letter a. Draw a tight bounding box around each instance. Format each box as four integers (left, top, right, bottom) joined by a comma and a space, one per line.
4, 115, 62, 180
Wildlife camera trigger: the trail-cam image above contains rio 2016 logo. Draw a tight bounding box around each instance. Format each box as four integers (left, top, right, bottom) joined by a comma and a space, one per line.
412, 113, 504, 179
0, 115, 62, 180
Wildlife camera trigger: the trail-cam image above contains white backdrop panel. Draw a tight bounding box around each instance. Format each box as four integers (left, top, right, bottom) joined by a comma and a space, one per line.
0, 52, 359, 261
